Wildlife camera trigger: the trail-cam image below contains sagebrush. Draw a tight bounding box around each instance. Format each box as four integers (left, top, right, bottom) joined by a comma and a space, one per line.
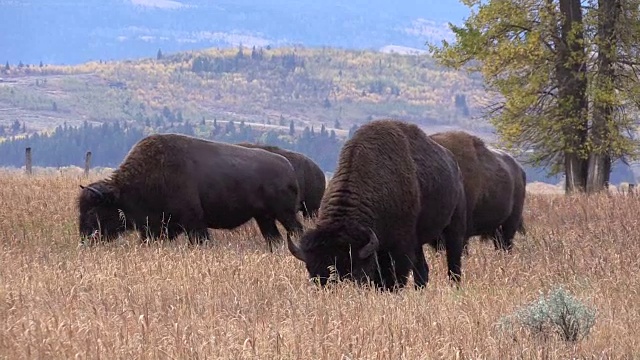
499, 286, 597, 342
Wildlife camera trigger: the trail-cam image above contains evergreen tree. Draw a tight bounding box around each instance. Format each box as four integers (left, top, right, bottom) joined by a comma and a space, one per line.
11, 120, 20, 133
289, 120, 295, 136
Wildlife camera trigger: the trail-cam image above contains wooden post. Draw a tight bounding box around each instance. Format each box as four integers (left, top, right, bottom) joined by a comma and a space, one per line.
84, 151, 92, 177
25, 147, 32, 175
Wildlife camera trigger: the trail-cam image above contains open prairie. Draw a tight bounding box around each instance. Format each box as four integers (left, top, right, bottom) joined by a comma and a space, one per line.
0, 172, 638, 359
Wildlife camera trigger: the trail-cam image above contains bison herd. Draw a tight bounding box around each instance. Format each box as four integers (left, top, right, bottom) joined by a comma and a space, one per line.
77, 118, 527, 291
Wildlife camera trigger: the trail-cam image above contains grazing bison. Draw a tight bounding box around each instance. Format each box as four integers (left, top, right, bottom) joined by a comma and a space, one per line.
287, 119, 466, 290
429, 131, 527, 251
478, 147, 527, 248
236, 142, 326, 218
77, 133, 303, 251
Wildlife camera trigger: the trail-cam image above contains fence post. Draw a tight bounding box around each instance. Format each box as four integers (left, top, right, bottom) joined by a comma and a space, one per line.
84, 151, 92, 177
25, 147, 32, 175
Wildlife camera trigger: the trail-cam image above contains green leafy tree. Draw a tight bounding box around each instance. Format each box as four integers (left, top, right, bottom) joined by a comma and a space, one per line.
429, 0, 640, 193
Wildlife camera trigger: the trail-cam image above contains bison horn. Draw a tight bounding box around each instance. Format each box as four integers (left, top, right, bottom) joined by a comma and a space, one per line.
80, 185, 104, 199
287, 233, 306, 262
358, 228, 380, 259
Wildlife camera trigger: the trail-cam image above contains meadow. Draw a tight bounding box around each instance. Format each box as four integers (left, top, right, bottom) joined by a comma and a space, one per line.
0, 171, 638, 359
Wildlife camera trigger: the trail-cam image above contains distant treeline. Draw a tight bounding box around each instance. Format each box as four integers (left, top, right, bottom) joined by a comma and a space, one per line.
0, 121, 635, 185
0, 120, 343, 173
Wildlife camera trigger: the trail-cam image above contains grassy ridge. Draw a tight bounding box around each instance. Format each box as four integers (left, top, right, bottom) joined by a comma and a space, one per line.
0, 172, 638, 358
0, 47, 494, 137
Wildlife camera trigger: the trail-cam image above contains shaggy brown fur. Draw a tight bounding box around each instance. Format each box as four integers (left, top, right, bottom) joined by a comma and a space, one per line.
482, 147, 527, 245
236, 143, 326, 218
429, 131, 526, 251
288, 119, 466, 290
393, 122, 467, 282
77, 133, 303, 250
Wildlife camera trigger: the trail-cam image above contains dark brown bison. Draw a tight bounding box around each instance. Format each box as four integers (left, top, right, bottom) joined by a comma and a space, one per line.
429, 131, 527, 251
479, 146, 527, 248
77, 133, 304, 251
287, 119, 466, 290
236, 142, 326, 218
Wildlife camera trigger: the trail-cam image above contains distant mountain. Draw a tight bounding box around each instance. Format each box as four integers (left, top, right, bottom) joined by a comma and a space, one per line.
1, 0, 470, 65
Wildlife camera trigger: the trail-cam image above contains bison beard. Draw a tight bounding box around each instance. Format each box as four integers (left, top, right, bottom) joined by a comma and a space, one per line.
76, 133, 304, 250
287, 119, 466, 290
235, 142, 326, 219
428, 131, 527, 252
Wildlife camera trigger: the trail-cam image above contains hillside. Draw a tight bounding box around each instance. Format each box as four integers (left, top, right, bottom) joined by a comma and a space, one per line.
2, 0, 469, 65
0, 46, 495, 138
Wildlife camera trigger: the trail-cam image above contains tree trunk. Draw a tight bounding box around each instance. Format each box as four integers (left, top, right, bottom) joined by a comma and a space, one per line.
586, 0, 620, 193
557, 0, 589, 193
603, 155, 612, 186
565, 153, 587, 193
586, 153, 608, 192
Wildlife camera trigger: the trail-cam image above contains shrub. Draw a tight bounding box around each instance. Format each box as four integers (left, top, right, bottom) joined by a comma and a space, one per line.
499, 286, 597, 342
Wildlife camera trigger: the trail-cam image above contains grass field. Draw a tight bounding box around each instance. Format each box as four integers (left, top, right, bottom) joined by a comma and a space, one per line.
0, 172, 638, 359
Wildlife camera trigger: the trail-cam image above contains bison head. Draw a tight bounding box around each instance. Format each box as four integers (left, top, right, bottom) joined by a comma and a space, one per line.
287, 224, 380, 287
77, 181, 126, 243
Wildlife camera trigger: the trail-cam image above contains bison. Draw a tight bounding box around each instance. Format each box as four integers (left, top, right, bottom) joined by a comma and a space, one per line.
236, 142, 326, 218
429, 131, 527, 251
77, 133, 304, 251
287, 119, 466, 290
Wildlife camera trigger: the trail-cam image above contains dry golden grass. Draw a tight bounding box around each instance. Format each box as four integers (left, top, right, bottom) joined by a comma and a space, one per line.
0, 172, 639, 359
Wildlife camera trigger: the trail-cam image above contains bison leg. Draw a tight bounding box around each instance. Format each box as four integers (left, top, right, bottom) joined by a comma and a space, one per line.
170, 204, 210, 245
412, 245, 429, 289
390, 253, 412, 290
373, 251, 404, 291
517, 219, 527, 235
137, 218, 172, 243
373, 251, 394, 290
277, 212, 304, 238
254, 216, 283, 252
441, 221, 464, 284
489, 228, 505, 251
495, 213, 521, 252
373, 249, 414, 291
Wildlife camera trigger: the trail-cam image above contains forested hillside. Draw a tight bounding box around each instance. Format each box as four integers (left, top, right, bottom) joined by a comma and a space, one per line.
0, 46, 492, 135
0, 44, 449, 174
